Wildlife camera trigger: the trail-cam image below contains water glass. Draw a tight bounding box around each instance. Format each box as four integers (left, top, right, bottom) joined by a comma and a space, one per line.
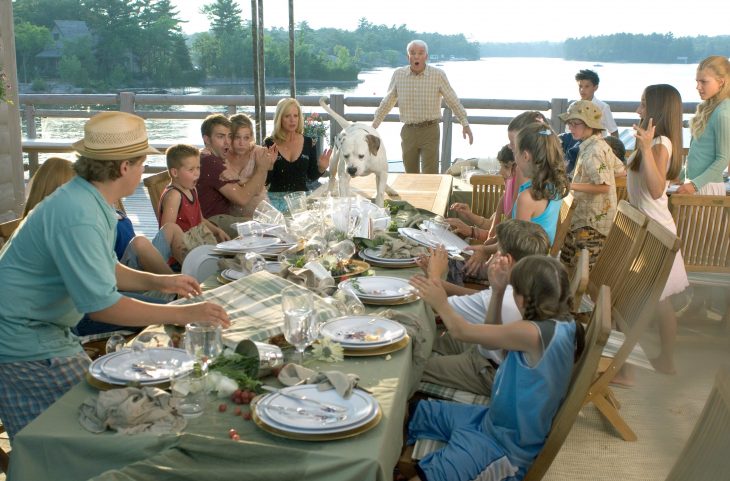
332, 287, 366, 315
242, 252, 267, 273
235, 220, 264, 238
284, 191, 308, 215
326, 239, 356, 263
105, 333, 127, 354
461, 165, 476, 182
253, 200, 284, 225
184, 323, 223, 365
170, 368, 207, 418
303, 235, 327, 261
281, 286, 316, 364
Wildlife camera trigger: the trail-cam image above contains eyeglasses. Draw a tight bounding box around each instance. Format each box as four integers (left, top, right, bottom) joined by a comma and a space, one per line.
566, 120, 586, 127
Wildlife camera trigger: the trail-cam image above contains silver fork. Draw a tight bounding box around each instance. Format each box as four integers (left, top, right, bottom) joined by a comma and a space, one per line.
265, 404, 348, 424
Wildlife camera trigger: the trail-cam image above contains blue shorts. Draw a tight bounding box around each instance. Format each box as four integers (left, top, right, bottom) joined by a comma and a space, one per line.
0, 352, 90, 441
119, 230, 171, 270
408, 400, 520, 481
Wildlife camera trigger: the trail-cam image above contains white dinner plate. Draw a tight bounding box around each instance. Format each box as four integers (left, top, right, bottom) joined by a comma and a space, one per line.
361, 248, 418, 264
398, 227, 468, 254
257, 385, 376, 433
99, 347, 194, 383
319, 316, 406, 348
221, 262, 282, 281
181, 245, 220, 282
89, 351, 170, 386
338, 276, 416, 300
216, 236, 281, 252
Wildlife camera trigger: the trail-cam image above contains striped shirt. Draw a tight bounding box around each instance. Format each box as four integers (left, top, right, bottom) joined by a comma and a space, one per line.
372, 65, 469, 128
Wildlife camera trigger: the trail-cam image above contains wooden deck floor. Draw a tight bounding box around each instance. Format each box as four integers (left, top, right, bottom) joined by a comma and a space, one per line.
122, 179, 160, 238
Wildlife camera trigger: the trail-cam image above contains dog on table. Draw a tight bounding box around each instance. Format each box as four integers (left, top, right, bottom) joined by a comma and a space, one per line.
319, 97, 397, 207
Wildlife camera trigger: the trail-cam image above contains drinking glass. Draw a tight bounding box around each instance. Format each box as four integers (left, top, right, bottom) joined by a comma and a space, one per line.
284, 191, 308, 215
170, 366, 207, 418
105, 333, 127, 354
253, 200, 284, 225
243, 252, 266, 273
332, 287, 366, 315
184, 323, 223, 366
326, 239, 356, 263
235, 220, 264, 238
281, 286, 316, 364
461, 165, 476, 182
303, 235, 327, 261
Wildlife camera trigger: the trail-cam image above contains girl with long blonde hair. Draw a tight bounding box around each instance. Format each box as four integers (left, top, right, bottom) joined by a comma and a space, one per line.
677, 55, 730, 195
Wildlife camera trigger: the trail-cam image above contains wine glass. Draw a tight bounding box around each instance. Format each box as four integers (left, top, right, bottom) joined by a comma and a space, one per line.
105, 333, 127, 354
281, 286, 316, 364
184, 322, 223, 367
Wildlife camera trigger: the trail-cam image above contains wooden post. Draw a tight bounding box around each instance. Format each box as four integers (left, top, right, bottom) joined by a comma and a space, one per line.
119, 92, 135, 113
0, 0, 25, 217
288, 0, 296, 98
256, 0, 266, 140
440, 107, 453, 173
329, 94, 345, 143
551, 98, 569, 133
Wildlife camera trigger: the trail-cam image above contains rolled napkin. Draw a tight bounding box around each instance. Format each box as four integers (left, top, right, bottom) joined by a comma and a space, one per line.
282, 263, 335, 290
79, 386, 187, 435
278, 363, 359, 399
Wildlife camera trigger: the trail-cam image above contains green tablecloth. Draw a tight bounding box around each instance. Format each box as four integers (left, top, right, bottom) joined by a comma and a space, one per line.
450, 176, 473, 209
9, 270, 435, 481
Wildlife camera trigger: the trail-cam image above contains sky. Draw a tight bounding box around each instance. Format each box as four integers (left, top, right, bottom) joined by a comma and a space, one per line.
171, 0, 729, 43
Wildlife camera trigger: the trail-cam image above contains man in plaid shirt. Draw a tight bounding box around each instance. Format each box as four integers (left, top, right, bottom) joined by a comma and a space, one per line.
373, 40, 473, 174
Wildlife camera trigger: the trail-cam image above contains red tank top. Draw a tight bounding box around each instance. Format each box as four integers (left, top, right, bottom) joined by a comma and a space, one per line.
159, 185, 203, 232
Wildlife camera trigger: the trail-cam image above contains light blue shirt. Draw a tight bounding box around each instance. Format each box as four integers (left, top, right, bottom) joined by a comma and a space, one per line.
0, 176, 122, 362
511, 180, 562, 244
685, 98, 730, 190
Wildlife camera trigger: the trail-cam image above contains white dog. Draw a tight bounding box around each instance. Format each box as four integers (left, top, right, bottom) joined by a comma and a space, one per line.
319, 97, 397, 207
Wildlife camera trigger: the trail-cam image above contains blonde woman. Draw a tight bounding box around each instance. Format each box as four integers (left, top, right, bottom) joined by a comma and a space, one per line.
677, 55, 730, 195
264, 98, 332, 211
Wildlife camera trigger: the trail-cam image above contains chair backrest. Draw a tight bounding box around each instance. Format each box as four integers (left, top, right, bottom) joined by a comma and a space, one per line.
143, 171, 171, 221
589, 218, 679, 396
470, 174, 505, 220
669, 194, 729, 273
0, 218, 21, 243
665, 365, 730, 481
550, 192, 576, 257
588, 200, 649, 301
523, 286, 611, 481
569, 248, 590, 313
615, 175, 628, 203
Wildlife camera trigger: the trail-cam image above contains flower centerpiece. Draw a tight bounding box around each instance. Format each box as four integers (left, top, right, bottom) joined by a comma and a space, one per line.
303, 111, 328, 144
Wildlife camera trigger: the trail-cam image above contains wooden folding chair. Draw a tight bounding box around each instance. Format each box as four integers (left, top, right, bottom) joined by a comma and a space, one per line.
0, 421, 7, 473
0, 218, 21, 247
669, 194, 730, 333
584, 219, 680, 441
587, 200, 649, 302
142, 170, 171, 221
665, 365, 730, 481
523, 286, 611, 481
550, 192, 576, 257
469, 174, 505, 220
615, 175, 628, 203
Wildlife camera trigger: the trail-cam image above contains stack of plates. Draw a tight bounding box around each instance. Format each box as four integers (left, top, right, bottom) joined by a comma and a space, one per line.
358, 247, 417, 268
88, 347, 194, 387
215, 236, 282, 254
338, 276, 418, 305
398, 227, 468, 255
319, 316, 409, 356
219, 262, 283, 282
253, 384, 381, 441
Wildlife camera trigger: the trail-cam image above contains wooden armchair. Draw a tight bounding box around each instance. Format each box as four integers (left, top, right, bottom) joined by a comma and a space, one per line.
615, 175, 628, 203
550, 192, 576, 257
665, 365, 730, 481
587, 200, 649, 302
569, 248, 590, 313
0, 218, 21, 246
470, 174, 505, 220
669, 194, 730, 332
584, 219, 680, 441
142, 171, 171, 221
523, 286, 611, 481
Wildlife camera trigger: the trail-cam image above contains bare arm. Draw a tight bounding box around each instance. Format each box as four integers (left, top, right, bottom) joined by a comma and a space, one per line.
570, 182, 610, 194
634, 118, 669, 199
89, 295, 229, 328
218, 166, 268, 207
159, 188, 181, 227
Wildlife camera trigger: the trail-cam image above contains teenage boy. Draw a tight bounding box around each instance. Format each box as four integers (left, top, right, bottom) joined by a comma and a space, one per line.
159, 144, 229, 262
197, 114, 270, 237
418, 219, 551, 396
572, 69, 618, 137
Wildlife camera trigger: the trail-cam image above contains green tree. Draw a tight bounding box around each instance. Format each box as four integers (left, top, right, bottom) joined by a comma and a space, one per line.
14, 22, 52, 83
201, 0, 244, 36
13, 0, 88, 28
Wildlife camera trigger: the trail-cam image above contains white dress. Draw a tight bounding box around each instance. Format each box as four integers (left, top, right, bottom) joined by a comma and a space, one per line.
626, 136, 689, 299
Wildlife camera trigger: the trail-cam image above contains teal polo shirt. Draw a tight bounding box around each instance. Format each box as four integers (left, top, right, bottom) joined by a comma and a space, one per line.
0, 176, 122, 362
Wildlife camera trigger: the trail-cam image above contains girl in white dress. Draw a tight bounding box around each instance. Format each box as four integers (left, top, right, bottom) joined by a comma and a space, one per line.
628, 84, 689, 375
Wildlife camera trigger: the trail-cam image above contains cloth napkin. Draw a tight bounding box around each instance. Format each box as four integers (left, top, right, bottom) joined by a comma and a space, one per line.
277, 363, 359, 399
79, 386, 187, 435
280, 264, 335, 291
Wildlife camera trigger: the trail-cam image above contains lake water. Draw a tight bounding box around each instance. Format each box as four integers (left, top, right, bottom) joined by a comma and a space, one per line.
31, 57, 701, 169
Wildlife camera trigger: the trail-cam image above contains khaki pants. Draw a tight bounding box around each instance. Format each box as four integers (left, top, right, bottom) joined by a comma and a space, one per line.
401, 123, 440, 174
421, 332, 497, 396
207, 214, 247, 238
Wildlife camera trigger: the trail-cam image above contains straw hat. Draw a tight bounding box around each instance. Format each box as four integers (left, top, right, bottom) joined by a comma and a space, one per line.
559, 100, 604, 130
72, 111, 161, 160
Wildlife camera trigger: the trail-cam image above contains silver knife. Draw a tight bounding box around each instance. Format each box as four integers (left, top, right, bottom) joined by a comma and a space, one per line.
264, 404, 347, 423
261, 385, 348, 413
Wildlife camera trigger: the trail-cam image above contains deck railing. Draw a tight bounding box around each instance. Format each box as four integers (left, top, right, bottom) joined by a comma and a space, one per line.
18, 92, 699, 176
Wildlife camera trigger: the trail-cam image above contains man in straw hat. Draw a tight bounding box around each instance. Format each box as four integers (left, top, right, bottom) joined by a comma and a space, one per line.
0, 112, 230, 442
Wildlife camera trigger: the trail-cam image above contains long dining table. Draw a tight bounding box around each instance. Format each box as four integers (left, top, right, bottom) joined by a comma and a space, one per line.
8, 268, 436, 481
348, 173, 453, 216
